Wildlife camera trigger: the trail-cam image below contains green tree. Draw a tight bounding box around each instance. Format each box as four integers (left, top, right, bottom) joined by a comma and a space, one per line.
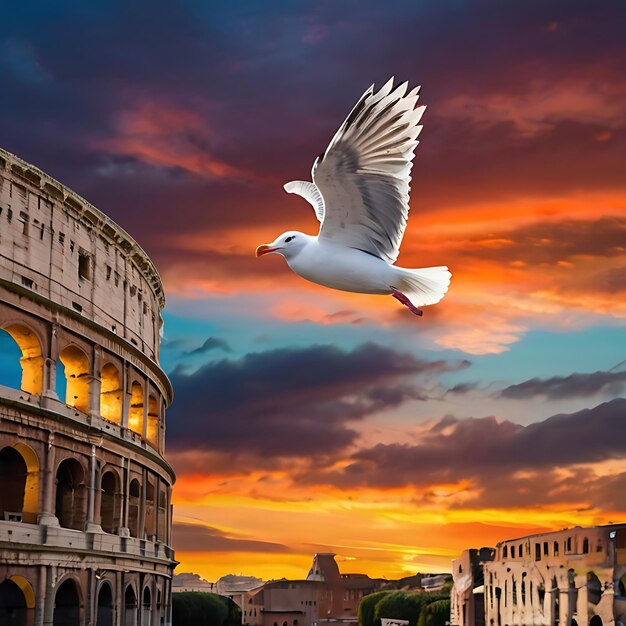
172, 592, 241, 626
373, 592, 449, 626
359, 591, 393, 626
417, 599, 451, 626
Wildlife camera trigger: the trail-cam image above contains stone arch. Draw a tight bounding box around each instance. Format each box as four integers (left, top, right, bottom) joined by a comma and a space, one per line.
587, 572, 602, 605
157, 487, 167, 541
0, 577, 34, 625
53, 577, 81, 626
124, 585, 138, 626
128, 479, 141, 538
0, 322, 44, 394
141, 586, 152, 626
58, 345, 90, 413
582, 538, 589, 554
146, 394, 159, 447
100, 470, 121, 534
590, 616, 603, 626
100, 362, 122, 423
55, 457, 87, 530
129, 381, 144, 435
97, 581, 114, 626
0, 442, 40, 524
552, 577, 560, 626
619, 573, 626, 596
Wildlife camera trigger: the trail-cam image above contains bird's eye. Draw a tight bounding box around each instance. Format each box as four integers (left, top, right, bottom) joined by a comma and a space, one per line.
285, 235, 295, 243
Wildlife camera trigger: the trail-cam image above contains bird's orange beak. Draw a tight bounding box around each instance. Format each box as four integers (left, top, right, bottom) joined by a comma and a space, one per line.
256, 244, 276, 257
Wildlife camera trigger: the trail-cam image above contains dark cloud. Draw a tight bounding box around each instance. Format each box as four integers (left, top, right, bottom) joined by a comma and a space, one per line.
462, 217, 626, 266
166, 342, 469, 458
172, 522, 291, 553
185, 337, 232, 356
500, 366, 626, 399
305, 398, 626, 489
1, 0, 626, 281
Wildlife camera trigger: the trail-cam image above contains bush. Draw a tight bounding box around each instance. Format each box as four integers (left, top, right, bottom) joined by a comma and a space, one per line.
417, 599, 451, 626
172, 592, 242, 626
372, 592, 449, 626
359, 591, 394, 626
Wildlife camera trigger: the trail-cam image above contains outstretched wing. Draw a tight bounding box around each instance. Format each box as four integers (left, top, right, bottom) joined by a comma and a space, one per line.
283, 180, 325, 222
312, 78, 425, 264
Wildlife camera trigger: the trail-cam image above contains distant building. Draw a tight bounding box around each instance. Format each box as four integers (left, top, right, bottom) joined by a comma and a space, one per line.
453, 523, 626, 626
238, 553, 386, 626
172, 572, 216, 593
422, 574, 450, 593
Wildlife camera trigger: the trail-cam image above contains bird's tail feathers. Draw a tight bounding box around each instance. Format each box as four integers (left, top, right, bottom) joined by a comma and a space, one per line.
393, 266, 451, 307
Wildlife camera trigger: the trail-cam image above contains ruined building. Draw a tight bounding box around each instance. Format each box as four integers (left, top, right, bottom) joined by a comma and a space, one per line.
452, 524, 626, 626
0, 148, 176, 625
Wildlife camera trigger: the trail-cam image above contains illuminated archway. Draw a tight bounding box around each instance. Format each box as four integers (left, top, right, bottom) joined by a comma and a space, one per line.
0, 443, 40, 524
146, 395, 159, 447
1, 323, 44, 394
129, 381, 144, 435
0, 578, 34, 625
58, 345, 90, 413
100, 363, 122, 423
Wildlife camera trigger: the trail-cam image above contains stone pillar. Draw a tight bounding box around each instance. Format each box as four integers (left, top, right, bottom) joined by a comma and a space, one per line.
122, 363, 130, 429
119, 456, 130, 537
43, 565, 56, 626
89, 345, 102, 419
43, 323, 59, 399
35, 564, 46, 626
38, 432, 59, 526
86, 444, 102, 532
139, 467, 147, 539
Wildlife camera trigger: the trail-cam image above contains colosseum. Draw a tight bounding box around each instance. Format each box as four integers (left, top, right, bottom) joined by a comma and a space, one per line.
0, 147, 176, 625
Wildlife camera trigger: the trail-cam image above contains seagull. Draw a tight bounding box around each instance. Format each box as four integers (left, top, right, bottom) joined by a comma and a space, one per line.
256, 78, 451, 317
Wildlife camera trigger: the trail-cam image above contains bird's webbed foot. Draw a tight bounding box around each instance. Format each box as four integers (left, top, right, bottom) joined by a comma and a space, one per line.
391, 288, 424, 317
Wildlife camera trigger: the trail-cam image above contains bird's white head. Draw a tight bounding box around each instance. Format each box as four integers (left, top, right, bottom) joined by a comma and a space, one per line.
256, 231, 309, 260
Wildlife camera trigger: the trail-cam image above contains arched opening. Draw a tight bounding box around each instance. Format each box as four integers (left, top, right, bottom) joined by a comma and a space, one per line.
146, 395, 159, 447
53, 578, 81, 626
582, 538, 589, 554
1, 324, 44, 394
100, 471, 120, 534
0, 328, 26, 391
58, 346, 90, 413
571, 621, 578, 626
145, 479, 156, 540
0, 445, 40, 524
0, 447, 27, 522
124, 586, 138, 626
55, 458, 87, 530
141, 587, 151, 626
129, 382, 144, 435
100, 363, 122, 423
619, 573, 626, 596
567, 570, 578, 620
590, 617, 603, 626
0, 578, 33, 626
587, 572, 602, 605
128, 479, 141, 538
97, 582, 113, 626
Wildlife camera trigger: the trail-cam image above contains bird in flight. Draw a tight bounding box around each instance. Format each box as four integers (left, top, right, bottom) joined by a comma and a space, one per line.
256, 78, 451, 317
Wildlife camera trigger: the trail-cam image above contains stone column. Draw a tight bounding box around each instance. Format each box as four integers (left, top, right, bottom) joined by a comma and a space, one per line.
38, 432, 59, 526
43, 323, 59, 399
35, 564, 46, 626
43, 565, 56, 626
139, 467, 147, 539
86, 444, 103, 532
89, 345, 102, 419
119, 456, 130, 537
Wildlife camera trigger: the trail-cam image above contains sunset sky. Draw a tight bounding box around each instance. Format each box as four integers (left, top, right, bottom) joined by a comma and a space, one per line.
2, 0, 626, 583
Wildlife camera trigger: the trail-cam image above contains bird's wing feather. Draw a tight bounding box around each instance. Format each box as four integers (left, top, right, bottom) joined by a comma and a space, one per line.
283, 180, 325, 222
312, 78, 425, 264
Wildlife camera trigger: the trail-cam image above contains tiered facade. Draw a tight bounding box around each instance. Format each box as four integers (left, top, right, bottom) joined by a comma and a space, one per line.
0, 148, 176, 626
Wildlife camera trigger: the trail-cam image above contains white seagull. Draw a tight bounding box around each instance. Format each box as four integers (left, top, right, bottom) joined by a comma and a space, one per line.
256, 78, 451, 317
